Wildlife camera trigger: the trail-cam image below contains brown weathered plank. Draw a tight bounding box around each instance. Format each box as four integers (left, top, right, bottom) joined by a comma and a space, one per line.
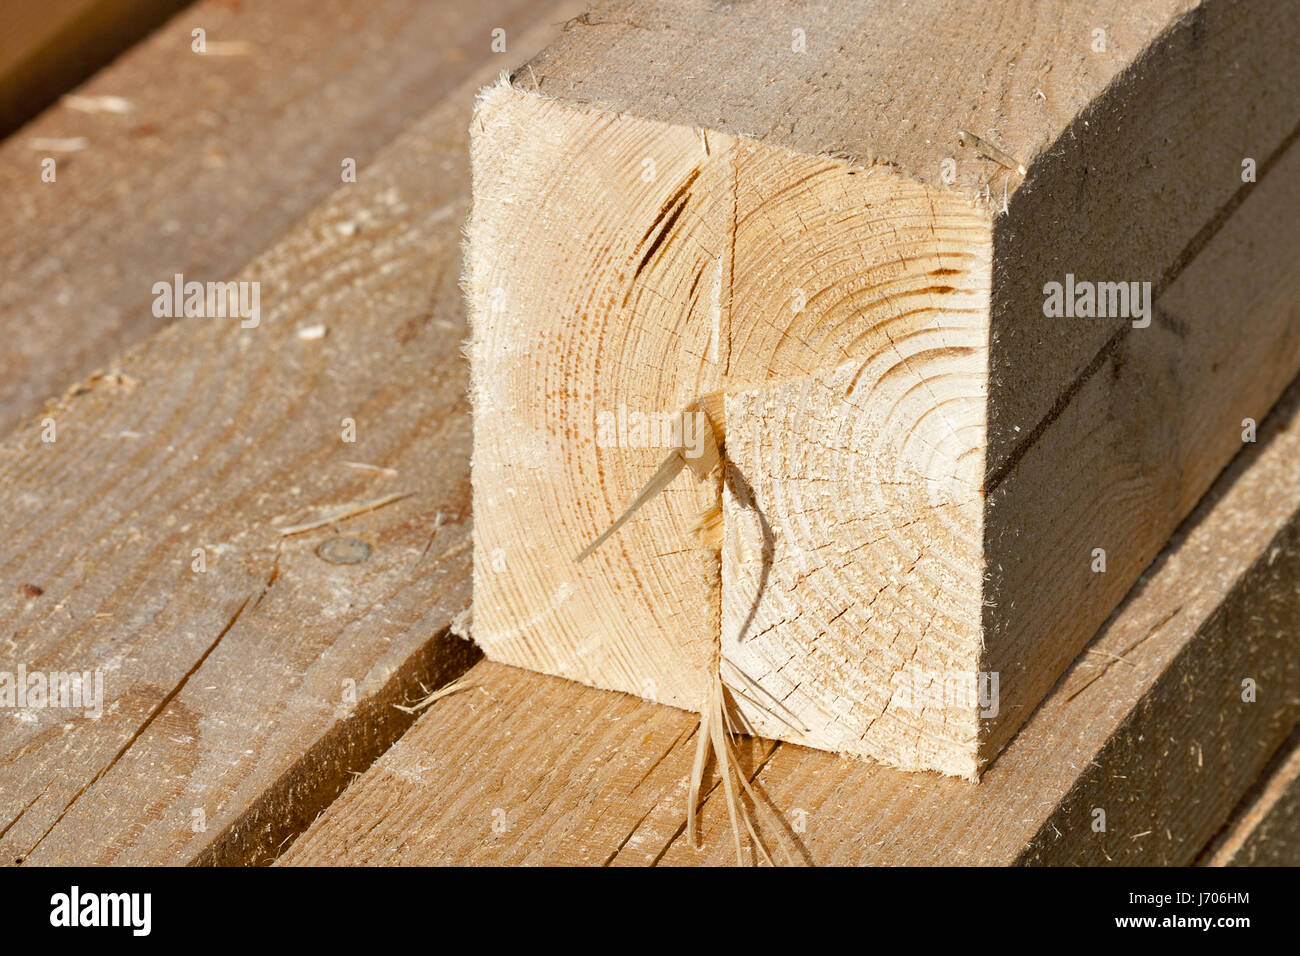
0, 0, 585, 867
0, 0, 543, 437
1201, 728, 1300, 866
281, 359, 1300, 866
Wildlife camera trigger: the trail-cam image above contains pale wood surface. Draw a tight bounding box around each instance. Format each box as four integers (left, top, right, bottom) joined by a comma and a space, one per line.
0, 0, 586, 866
468, 90, 990, 765
516, 0, 1191, 195
281, 367, 1300, 864
1202, 729, 1300, 867
0, 0, 542, 436
466, 0, 1300, 774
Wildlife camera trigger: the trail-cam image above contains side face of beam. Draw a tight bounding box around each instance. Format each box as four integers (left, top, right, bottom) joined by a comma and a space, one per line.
1203, 730, 1300, 867
982, 8, 1300, 759
514, 0, 1192, 191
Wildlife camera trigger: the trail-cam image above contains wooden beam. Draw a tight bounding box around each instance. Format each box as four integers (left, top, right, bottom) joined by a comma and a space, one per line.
279, 366, 1300, 865
0, 1, 585, 866
465, 0, 1300, 775
1200, 728, 1300, 866
0, 0, 543, 436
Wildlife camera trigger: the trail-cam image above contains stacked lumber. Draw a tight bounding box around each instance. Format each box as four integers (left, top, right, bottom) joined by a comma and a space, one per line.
0, 0, 1295, 868
0, 0, 190, 136
1203, 730, 1300, 866
0, 0, 548, 435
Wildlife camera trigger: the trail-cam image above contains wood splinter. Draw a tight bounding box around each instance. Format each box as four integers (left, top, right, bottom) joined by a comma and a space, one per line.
956, 128, 1027, 176
574, 401, 785, 864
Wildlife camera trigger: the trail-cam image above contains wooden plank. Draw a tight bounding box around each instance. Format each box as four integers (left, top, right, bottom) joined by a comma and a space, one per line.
0, 0, 542, 437
464, 0, 1300, 776
0, 0, 586, 867
0, 0, 190, 138
1201, 728, 1300, 866
277, 660, 707, 866
281, 301, 1300, 866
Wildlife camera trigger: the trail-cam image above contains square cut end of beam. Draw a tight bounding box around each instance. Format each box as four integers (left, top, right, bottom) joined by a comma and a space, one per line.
467, 81, 994, 779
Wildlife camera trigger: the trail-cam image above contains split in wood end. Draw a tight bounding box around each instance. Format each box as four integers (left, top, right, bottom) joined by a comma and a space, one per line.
574, 404, 720, 562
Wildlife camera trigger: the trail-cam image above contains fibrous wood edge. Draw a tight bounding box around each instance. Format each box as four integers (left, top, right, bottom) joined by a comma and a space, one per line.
0, 1, 587, 866
1199, 728, 1300, 867
0, 0, 542, 436
466, 0, 1300, 777
279, 361, 1300, 864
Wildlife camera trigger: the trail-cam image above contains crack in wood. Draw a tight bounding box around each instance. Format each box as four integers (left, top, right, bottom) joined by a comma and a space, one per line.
20, 583, 264, 861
